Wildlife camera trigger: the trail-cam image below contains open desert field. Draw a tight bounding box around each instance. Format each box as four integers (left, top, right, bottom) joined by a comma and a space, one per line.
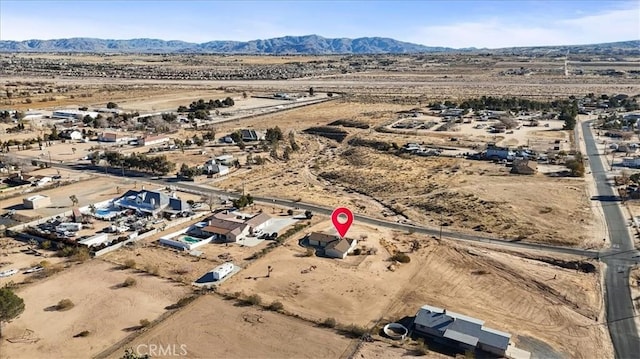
222, 218, 607, 358
210, 100, 600, 247
1, 260, 190, 359
106, 294, 352, 359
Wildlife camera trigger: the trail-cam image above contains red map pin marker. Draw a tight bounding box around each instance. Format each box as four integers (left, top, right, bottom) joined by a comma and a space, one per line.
331, 207, 353, 238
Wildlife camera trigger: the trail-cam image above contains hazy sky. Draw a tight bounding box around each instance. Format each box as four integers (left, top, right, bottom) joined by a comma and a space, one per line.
0, 0, 638, 48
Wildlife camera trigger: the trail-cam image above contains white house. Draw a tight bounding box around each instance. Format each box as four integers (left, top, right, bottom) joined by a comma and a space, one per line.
139, 135, 170, 147
52, 109, 98, 120
78, 233, 109, 247
60, 129, 83, 140
23, 194, 51, 209
204, 162, 229, 176
245, 212, 272, 234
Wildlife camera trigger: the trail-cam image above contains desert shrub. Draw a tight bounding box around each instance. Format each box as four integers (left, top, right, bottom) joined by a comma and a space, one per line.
391, 252, 411, 263
175, 295, 196, 308
414, 338, 429, 356
352, 248, 362, 255
56, 298, 75, 311
268, 301, 284, 311
342, 324, 368, 338
139, 319, 151, 328
305, 247, 315, 257
145, 264, 159, 275
471, 269, 490, 275
73, 330, 91, 338
173, 266, 191, 275
124, 259, 136, 269
41, 264, 64, 277
245, 294, 262, 306
40, 240, 52, 250
321, 317, 337, 328
122, 277, 137, 287
70, 247, 91, 262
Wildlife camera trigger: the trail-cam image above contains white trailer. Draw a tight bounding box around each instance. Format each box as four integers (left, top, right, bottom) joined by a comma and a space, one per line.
211, 262, 234, 280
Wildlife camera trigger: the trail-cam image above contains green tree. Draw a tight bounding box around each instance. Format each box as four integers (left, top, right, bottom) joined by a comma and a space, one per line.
309, 87, 314, 96
560, 102, 578, 130
565, 152, 585, 177
0, 287, 25, 338
120, 347, 150, 359
265, 127, 284, 144
232, 194, 254, 209
106, 102, 118, 109
69, 195, 79, 207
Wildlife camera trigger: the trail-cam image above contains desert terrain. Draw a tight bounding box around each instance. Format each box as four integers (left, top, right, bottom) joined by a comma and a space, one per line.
0, 52, 637, 358
1, 260, 190, 359
222, 219, 609, 358
105, 294, 353, 359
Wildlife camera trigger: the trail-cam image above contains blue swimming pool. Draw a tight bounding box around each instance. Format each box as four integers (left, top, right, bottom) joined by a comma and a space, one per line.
94, 207, 122, 218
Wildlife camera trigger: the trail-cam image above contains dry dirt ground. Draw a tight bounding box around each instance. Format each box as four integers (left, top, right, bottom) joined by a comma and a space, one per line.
0, 260, 190, 359
221, 219, 609, 358
106, 294, 353, 359
210, 101, 599, 247
0, 238, 66, 287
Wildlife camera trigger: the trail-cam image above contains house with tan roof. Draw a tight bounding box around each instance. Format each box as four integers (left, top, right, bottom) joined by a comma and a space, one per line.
304, 232, 357, 259
201, 218, 250, 243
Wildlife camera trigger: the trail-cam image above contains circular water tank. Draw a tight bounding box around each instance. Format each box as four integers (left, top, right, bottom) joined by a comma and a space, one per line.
383, 323, 408, 340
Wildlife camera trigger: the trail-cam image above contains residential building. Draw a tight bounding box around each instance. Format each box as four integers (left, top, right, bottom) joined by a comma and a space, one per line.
215, 155, 235, 166
305, 232, 357, 259
52, 109, 98, 120
486, 144, 515, 160
59, 129, 83, 140
114, 189, 191, 217
23, 194, 51, 209
203, 161, 229, 176
510, 159, 538, 175
245, 212, 272, 234
139, 135, 170, 147
413, 304, 511, 357
200, 218, 250, 243
240, 129, 265, 142
98, 132, 118, 142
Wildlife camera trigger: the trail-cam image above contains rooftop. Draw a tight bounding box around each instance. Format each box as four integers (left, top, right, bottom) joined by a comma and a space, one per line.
414, 304, 511, 351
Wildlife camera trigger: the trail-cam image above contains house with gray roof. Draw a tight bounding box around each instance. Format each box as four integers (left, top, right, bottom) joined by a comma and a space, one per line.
413, 304, 512, 357
115, 189, 191, 217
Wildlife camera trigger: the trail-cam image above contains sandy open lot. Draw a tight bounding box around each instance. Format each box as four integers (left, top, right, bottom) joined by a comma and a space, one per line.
1, 260, 190, 359
107, 294, 352, 359
0, 238, 65, 286
222, 218, 609, 358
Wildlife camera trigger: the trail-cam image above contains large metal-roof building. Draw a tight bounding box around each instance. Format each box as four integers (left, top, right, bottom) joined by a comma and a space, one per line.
413, 304, 512, 357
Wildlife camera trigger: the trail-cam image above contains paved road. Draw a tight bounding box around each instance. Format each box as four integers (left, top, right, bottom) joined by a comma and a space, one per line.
582, 120, 640, 359
18, 157, 599, 259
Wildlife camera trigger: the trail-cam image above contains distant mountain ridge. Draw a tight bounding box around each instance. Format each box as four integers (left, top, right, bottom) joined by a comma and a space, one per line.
0, 35, 637, 55
0, 35, 451, 54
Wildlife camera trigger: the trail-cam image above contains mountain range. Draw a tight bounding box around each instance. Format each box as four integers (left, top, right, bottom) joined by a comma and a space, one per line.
0, 35, 637, 55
